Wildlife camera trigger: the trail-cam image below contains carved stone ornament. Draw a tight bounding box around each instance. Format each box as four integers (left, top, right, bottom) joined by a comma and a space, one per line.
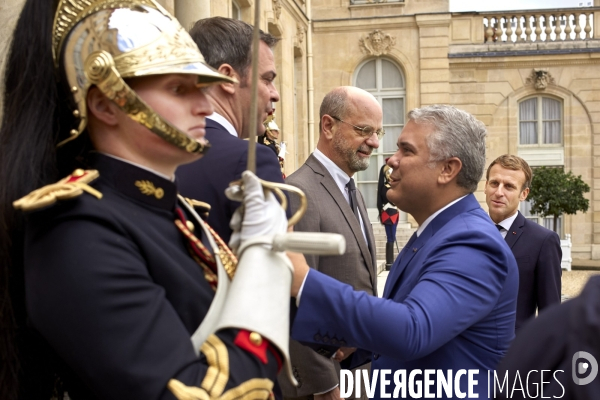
296, 25, 305, 45
359, 29, 396, 56
294, 25, 306, 58
273, 0, 282, 20
525, 69, 555, 90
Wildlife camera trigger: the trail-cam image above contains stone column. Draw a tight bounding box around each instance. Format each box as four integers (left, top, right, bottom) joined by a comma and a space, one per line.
174, 0, 211, 31
0, 0, 26, 120
415, 13, 452, 105
306, 0, 316, 153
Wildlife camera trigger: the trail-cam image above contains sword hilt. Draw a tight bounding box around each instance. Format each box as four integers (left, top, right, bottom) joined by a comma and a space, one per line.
228, 178, 307, 228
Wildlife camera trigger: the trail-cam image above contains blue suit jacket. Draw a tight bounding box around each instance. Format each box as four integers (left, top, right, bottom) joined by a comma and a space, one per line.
505, 211, 562, 331
176, 119, 284, 243
292, 194, 519, 399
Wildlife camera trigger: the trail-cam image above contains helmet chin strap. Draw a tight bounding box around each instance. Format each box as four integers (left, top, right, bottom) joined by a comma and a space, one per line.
62, 50, 211, 155
265, 129, 279, 141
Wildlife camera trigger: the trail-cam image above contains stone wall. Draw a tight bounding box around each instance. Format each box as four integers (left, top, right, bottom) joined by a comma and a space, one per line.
0, 0, 25, 123
2, 0, 599, 258
448, 13, 600, 259
307, 4, 600, 258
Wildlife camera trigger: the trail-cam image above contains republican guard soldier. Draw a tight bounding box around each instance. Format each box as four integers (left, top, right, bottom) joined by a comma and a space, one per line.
0, 0, 295, 399
259, 114, 287, 178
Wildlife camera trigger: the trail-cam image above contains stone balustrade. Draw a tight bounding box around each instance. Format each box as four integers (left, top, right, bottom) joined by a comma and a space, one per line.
483, 9, 596, 43
350, 0, 402, 4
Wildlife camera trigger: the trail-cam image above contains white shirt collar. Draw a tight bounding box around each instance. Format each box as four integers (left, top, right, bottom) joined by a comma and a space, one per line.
312, 149, 367, 240
312, 148, 353, 196
207, 112, 238, 138
99, 152, 173, 181
495, 210, 519, 232
416, 195, 468, 237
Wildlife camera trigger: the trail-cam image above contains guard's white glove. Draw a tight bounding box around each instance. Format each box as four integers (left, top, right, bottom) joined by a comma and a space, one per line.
220, 171, 297, 385
278, 142, 287, 159
226, 171, 288, 255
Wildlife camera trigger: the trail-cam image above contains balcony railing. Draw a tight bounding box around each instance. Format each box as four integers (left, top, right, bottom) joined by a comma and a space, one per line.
484, 10, 595, 43
351, 0, 402, 4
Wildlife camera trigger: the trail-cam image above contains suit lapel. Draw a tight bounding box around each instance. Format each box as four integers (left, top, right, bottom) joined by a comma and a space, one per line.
383, 194, 481, 299
306, 155, 375, 282
383, 231, 419, 298
505, 211, 525, 249
356, 189, 377, 290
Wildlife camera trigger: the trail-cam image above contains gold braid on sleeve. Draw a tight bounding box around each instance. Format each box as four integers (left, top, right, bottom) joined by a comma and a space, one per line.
168, 334, 274, 400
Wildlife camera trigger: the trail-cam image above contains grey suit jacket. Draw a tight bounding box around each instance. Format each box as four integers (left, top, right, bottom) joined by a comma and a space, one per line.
279, 154, 377, 397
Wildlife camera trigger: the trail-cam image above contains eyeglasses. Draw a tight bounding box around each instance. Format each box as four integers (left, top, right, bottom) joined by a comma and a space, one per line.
330, 115, 385, 140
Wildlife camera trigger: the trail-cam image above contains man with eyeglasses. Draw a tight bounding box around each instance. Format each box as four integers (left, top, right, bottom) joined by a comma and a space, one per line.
288, 105, 518, 400
279, 86, 381, 400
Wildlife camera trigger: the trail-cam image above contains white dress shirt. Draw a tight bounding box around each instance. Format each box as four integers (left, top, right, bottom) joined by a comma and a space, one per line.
494, 211, 519, 239
207, 112, 238, 137
416, 195, 468, 237
312, 148, 368, 242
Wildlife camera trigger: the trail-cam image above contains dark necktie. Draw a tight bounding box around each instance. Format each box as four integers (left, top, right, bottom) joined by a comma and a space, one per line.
496, 224, 504, 231
346, 178, 361, 223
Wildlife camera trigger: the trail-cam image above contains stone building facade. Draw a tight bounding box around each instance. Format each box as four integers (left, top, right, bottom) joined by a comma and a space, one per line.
2, 0, 600, 259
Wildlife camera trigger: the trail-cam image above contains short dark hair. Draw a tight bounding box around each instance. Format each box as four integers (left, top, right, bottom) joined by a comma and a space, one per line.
189, 17, 279, 79
486, 154, 533, 190
318, 87, 349, 133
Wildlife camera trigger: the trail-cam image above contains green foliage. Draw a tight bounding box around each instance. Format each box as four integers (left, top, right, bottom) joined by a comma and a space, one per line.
528, 166, 590, 232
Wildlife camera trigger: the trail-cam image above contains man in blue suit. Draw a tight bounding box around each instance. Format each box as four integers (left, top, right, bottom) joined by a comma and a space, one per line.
288, 105, 519, 399
176, 17, 284, 243
485, 155, 561, 331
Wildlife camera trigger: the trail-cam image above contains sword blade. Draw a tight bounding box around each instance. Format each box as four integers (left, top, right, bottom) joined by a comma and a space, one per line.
246, 0, 262, 173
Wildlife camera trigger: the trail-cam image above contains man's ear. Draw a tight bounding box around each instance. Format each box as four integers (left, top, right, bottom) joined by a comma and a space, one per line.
216, 64, 240, 94
86, 86, 118, 126
520, 187, 530, 201
438, 157, 462, 185
321, 114, 336, 140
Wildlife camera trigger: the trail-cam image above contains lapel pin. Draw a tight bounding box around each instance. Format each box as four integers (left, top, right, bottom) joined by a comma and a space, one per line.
413, 248, 418, 252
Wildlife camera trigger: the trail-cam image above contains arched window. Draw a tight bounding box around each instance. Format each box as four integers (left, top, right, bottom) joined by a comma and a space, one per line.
519, 96, 562, 145
518, 96, 564, 235
354, 58, 406, 213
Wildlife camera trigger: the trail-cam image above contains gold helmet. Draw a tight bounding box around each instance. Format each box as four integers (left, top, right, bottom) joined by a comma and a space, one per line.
265, 119, 279, 132
52, 0, 235, 154
263, 113, 279, 141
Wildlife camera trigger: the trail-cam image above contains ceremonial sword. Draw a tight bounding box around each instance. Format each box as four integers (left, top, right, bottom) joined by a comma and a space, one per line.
233, 1, 345, 255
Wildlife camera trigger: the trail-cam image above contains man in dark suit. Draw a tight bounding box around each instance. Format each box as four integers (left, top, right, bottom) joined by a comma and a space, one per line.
280, 87, 380, 400
176, 17, 284, 243
485, 154, 562, 331
288, 105, 518, 399
495, 276, 600, 399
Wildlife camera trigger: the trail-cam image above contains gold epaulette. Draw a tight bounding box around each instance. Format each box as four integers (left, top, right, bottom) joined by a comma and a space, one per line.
13, 169, 102, 211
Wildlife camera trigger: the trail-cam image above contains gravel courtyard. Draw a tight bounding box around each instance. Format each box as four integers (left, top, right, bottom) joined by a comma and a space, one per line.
561, 270, 600, 299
